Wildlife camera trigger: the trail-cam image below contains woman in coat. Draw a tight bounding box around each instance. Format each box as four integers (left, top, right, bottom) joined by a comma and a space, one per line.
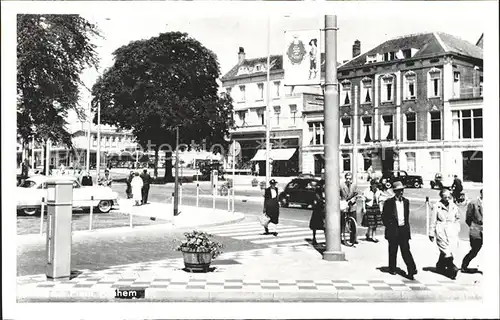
126, 171, 134, 199
362, 179, 383, 242
429, 188, 461, 279
262, 179, 280, 236
309, 184, 326, 245
130, 172, 144, 206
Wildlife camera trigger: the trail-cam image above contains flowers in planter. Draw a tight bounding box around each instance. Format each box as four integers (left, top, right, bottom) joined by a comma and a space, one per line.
251, 178, 259, 187
176, 230, 223, 259
259, 181, 266, 189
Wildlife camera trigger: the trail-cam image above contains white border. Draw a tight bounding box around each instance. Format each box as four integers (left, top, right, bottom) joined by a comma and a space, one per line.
3, 1, 499, 319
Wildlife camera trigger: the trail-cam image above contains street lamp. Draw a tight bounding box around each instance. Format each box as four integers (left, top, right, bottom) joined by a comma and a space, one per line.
265, 16, 271, 187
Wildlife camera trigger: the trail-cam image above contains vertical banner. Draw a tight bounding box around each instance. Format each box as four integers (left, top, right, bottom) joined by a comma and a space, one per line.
284, 30, 321, 86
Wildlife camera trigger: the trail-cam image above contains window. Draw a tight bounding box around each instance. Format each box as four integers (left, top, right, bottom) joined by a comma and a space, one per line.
273, 81, 280, 98
341, 80, 351, 105
342, 154, 351, 172
406, 152, 416, 172
341, 117, 352, 144
308, 122, 324, 145
390, 52, 396, 60
255, 64, 262, 72
366, 55, 377, 64
428, 68, 441, 98
361, 78, 373, 104
430, 152, 441, 174
237, 111, 247, 126
288, 86, 295, 96
479, 76, 483, 96
404, 71, 417, 100
92, 135, 97, 146
362, 116, 372, 142
383, 52, 389, 61
257, 108, 265, 125
453, 71, 461, 98
430, 111, 441, 140
406, 113, 416, 141
452, 109, 483, 139
289, 104, 297, 125
239, 85, 246, 102
257, 83, 264, 100
273, 106, 281, 126
382, 115, 394, 140
382, 75, 394, 102
403, 49, 412, 59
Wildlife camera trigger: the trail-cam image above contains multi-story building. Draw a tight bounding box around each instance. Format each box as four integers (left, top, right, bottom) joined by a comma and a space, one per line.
223, 32, 483, 182
303, 32, 483, 182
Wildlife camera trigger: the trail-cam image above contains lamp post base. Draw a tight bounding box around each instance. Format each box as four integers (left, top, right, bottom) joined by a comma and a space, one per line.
322, 250, 346, 261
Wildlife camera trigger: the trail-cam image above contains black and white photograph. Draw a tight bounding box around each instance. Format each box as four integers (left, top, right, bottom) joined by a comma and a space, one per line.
2, 1, 499, 319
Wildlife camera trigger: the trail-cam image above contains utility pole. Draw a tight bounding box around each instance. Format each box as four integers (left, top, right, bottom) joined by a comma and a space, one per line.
265, 16, 272, 186
323, 15, 345, 261
173, 126, 180, 216
86, 103, 91, 173
96, 100, 101, 182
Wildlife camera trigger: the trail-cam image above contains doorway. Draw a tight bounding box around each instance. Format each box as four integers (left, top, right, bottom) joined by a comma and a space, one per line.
462, 150, 483, 182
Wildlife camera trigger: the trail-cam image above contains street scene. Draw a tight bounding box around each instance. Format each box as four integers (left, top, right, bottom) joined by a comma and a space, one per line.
6, 2, 499, 318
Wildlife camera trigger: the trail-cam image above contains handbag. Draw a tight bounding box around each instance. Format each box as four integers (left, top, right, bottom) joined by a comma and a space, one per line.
259, 213, 271, 227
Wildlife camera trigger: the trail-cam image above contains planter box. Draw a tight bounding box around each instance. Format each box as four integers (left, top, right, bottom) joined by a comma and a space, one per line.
182, 251, 212, 272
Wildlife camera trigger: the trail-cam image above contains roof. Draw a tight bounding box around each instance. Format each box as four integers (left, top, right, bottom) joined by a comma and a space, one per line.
221, 53, 334, 82
339, 32, 483, 70
475, 33, 484, 48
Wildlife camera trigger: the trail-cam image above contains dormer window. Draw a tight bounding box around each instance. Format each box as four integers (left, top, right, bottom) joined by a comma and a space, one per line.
381, 74, 394, 102
340, 80, 351, 105
237, 66, 249, 75
402, 49, 412, 59
361, 77, 373, 104
254, 64, 262, 72
366, 55, 377, 64
404, 71, 417, 100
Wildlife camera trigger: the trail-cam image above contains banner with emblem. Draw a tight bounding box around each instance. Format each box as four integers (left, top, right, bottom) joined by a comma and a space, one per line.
283, 30, 321, 86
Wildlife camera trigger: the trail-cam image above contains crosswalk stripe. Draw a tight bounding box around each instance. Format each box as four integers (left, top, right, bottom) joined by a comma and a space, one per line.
244, 230, 312, 242
217, 226, 303, 237
202, 223, 259, 232
253, 233, 319, 244
233, 228, 310, 240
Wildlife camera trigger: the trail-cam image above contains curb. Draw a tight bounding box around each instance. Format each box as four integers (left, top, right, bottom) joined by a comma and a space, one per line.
17, 287, 481, 302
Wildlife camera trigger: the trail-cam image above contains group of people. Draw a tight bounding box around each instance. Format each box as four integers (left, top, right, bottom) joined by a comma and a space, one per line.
261, 172, 483, 281
126, 169, 152, 206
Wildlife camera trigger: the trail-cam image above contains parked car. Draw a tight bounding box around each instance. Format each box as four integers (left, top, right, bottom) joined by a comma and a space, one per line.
278, 178, 321, 208
17, 175, 119, 215
430, 173, 454, 189
381, 170, 424, 188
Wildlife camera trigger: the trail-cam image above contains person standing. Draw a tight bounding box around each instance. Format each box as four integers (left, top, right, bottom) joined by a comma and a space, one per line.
262, 179, 280, 236
81, 171, 93, 186
340, 172, 360, 244
98, 169, 112, 187
131, 172, 143, 206
362, 179, 383, 242
126, 170, 134, 199
451, 175, 463, 203
309, 184, 326, 245
140, 169, 152, 205
308, 38, 318, 80
429, 188, 461, 280
461, 189, 483, 273
382, 181, 418, 279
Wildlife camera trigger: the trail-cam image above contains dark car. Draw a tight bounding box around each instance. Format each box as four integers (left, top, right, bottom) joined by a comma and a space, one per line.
278, 178, 321, 209
381, 170, 424, 188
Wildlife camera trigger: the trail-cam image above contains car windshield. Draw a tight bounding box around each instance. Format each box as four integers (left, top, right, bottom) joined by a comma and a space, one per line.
19, 180, 37, 188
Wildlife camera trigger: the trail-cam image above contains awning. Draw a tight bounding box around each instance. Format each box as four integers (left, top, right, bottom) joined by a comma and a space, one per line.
250, 148, 296, 161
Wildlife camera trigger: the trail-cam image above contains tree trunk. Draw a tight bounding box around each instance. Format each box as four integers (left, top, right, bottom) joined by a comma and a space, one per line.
153, 146, 159, 179
164, 151, 173, 182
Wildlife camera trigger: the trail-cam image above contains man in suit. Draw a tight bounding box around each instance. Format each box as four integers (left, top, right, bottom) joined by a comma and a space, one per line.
461, 189, 483, 272
262, 179, 280, 236
451, 174, 463, 203
382, 181, 418, 280
140, 169, 152, 204
340, 172, 360, 244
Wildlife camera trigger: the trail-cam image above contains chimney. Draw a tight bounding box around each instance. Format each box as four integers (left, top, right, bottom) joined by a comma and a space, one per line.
352, 40, 361, 58
238, 47, 246, 64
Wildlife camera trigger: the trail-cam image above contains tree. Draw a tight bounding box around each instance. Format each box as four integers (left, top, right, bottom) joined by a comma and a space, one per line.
92, 32, 235, 181
17, 14, 100, 171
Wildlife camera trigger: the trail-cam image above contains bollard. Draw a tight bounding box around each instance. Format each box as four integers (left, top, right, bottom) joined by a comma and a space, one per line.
196, 183, 199, 208
89, 196, 94, 231
212, 183, 216, 212
227, 189, 230, 212
180, 184, 183, 208
425, 196, 430, 236
40, 197, 45, 235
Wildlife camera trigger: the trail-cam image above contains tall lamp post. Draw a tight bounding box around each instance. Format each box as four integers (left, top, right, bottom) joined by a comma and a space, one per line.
265, 16, 272, 186
323, 15, 345, 261
173, 126, 180, 216
96, 99, 101, 182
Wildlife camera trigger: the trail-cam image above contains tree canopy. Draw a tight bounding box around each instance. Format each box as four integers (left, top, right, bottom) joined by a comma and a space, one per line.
17, 14, 101, 146
91, 31, 235, 179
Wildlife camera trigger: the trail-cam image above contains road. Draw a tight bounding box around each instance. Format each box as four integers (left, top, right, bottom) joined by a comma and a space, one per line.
17, 182, 478, 276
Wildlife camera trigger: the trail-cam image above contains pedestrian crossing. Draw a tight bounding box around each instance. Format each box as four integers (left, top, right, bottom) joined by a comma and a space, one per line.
201, 221, 326, 248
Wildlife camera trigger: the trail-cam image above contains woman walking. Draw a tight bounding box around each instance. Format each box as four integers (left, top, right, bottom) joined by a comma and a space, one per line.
362, 179, 383, 242
429, 188, 461, 279
126, 171, 134, 199
309, 184, 326, 245
131, 172, 143, 206
262, 179, 280, 236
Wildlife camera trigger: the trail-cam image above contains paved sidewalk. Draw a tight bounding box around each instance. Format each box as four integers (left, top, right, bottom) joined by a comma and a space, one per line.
17, 233, 482, 302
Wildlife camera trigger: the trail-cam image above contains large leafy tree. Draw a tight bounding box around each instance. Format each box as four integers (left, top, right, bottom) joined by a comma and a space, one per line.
17, 14, 100, 170
92, 32, 235, 180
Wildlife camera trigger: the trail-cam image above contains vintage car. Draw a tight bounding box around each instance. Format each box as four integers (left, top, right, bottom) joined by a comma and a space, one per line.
381, 170, 424, 188
430, 173, 454, 189
17, 175, 119, 215
278, 178, 322, 209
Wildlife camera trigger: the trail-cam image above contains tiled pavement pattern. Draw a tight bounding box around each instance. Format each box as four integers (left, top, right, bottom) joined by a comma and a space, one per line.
17, 246, 481, 301
200, 221, 325, 248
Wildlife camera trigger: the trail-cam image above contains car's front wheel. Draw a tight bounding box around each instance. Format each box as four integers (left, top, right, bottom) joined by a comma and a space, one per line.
23, 208, 38, 216
413, 181, 421, 188
97, 200, 113, 213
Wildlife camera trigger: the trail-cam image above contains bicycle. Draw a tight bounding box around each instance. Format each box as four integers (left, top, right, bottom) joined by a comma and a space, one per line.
340, 198, 360, 247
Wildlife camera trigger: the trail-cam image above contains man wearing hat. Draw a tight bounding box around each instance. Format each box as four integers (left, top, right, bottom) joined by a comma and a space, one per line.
381, 181, 418, 280
262, 179, 280, 236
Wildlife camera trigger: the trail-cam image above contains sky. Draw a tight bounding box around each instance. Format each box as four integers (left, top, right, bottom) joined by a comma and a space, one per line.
9, 1, 494, 130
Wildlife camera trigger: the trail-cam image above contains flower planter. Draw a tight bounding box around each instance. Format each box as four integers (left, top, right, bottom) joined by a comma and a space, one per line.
182, 251, 212, 272
219, 187, 229, 196
259, 181, 266, 190
251, 179, 258, 187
